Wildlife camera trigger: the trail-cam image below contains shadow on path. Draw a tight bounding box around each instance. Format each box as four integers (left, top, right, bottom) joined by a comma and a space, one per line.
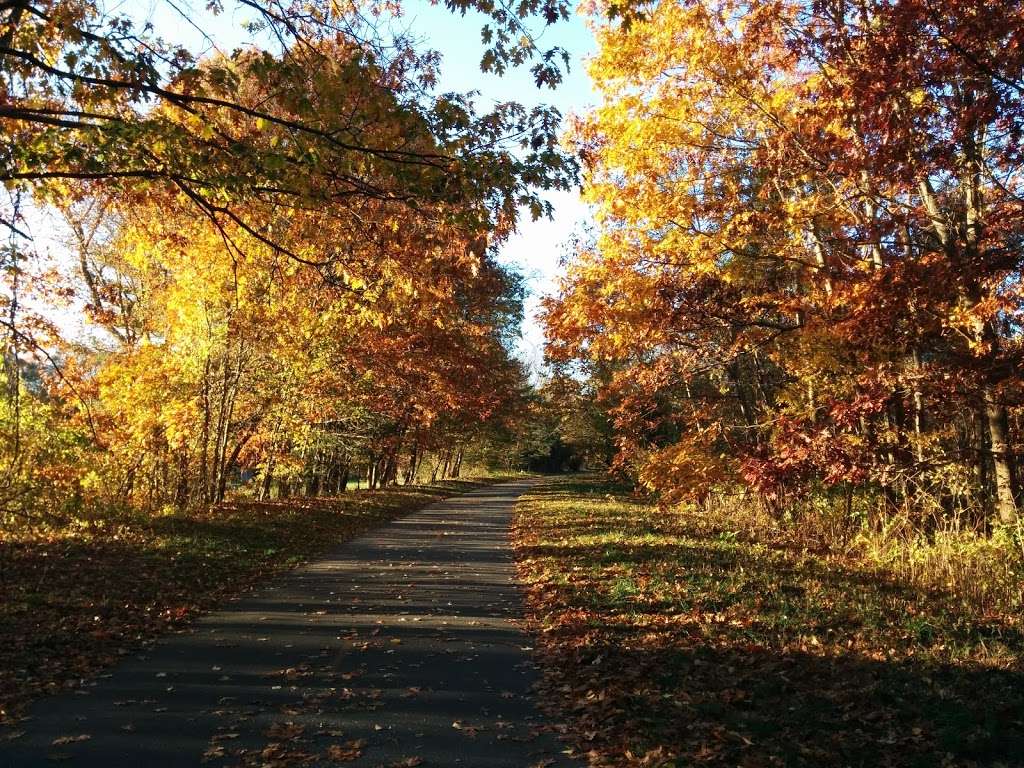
4, 479, 576, 767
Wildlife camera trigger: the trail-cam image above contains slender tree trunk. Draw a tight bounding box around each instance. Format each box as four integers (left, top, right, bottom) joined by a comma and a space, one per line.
305, 447, 320, 496
219, 432, 250, 502
338, 461, 349, 494
260, 455, 274, 501
214, 347, 245, 503
199, 357, 212, 503
910, 348, 925, 465
382, 437, 402, 487
983, 384, 1018, 523
370, 456, 382, 493
404, 441, 419, 485
175, 448, 190, 509
210, 359, 230, 502
726, 360, 755, 432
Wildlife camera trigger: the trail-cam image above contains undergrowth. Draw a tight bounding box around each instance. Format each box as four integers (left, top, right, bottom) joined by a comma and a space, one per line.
698, 490, 1024, 615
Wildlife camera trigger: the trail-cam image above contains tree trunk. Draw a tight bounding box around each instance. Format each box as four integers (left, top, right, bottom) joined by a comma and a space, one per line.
383, 438, 402, 487
983, 384, 1018, 523
910, 347, 925, 465
199, 357, 212, 503
219, 432, 251, 502
175, 448, 190, 509
259, 455, 274, 502
211, 354, 237, 504
404, 441, 419, 485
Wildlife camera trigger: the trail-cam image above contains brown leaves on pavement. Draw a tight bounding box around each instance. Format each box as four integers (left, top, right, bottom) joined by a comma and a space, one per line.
324, 739, 367, 761
0, 481, 495, 722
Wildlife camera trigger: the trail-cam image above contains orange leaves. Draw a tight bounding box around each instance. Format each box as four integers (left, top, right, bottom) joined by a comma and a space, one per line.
29, 79, 530, 511
637, 434, 733, 503
550, 0, 1024, 517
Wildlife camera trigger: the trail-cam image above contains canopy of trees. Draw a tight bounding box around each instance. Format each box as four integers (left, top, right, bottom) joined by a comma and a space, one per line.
547, 0, 1023, 525
1, 0, 576, 522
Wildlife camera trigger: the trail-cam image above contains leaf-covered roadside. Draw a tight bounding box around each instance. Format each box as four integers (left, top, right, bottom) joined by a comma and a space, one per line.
513, 477, 1024, 768
0, 479, 504, 723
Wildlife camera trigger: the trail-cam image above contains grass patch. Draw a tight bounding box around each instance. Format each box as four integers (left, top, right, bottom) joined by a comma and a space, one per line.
513, 475, 1024, 767
0, 477, 508, 722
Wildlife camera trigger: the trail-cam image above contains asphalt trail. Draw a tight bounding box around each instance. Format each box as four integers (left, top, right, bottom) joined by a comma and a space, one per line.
4, 478, 576, 767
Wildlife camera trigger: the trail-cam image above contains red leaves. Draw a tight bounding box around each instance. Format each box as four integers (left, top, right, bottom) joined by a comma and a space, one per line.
550, 0, 1024, 524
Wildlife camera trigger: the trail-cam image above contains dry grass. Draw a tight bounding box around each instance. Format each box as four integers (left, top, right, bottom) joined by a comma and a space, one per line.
693, 489, 1024, 615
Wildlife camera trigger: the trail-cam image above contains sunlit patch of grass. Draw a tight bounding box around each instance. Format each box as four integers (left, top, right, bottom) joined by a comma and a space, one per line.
513, 475, 1024, 767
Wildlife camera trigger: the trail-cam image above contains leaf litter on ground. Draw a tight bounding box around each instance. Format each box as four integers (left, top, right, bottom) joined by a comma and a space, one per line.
513, 476, 1024, 768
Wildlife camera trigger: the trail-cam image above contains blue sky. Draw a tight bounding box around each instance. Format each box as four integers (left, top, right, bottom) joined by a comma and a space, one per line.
136, 0, 598, 372
394, 1, 598, 371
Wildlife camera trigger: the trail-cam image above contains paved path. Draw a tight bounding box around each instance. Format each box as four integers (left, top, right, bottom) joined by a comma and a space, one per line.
5, 479, 575, 767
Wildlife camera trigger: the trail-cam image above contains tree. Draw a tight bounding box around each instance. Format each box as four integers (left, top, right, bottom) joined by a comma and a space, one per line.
0, 0, 574, 236
1, 2, 567, 520
548, 0, 1024, 522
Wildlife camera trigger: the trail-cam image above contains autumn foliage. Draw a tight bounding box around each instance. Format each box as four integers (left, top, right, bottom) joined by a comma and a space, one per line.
0, 1, 572, 523
547, 0, 1024, 528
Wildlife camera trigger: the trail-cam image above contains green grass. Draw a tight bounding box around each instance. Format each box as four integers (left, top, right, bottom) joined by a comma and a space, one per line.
513, 475, 1024, 767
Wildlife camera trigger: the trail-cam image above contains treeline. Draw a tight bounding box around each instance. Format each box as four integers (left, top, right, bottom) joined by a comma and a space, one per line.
548, 0, 1023, 534
0, 0, 574, 525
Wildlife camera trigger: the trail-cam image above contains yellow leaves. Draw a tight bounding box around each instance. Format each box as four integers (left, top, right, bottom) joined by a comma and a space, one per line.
823, 115, 852, 139
946, 302, 992, 353
907, 88, 928, 108
636, 431, 733, 501
337, 269, 367, 292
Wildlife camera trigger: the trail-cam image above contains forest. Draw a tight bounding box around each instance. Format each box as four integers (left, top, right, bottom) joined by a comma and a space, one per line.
1, 0, 1022, 766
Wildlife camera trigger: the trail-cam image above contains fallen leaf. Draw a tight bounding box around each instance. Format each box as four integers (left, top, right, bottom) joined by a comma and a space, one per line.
265, 722, 305, 740
325, 739, 367, 761
51, 735, 91, 746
